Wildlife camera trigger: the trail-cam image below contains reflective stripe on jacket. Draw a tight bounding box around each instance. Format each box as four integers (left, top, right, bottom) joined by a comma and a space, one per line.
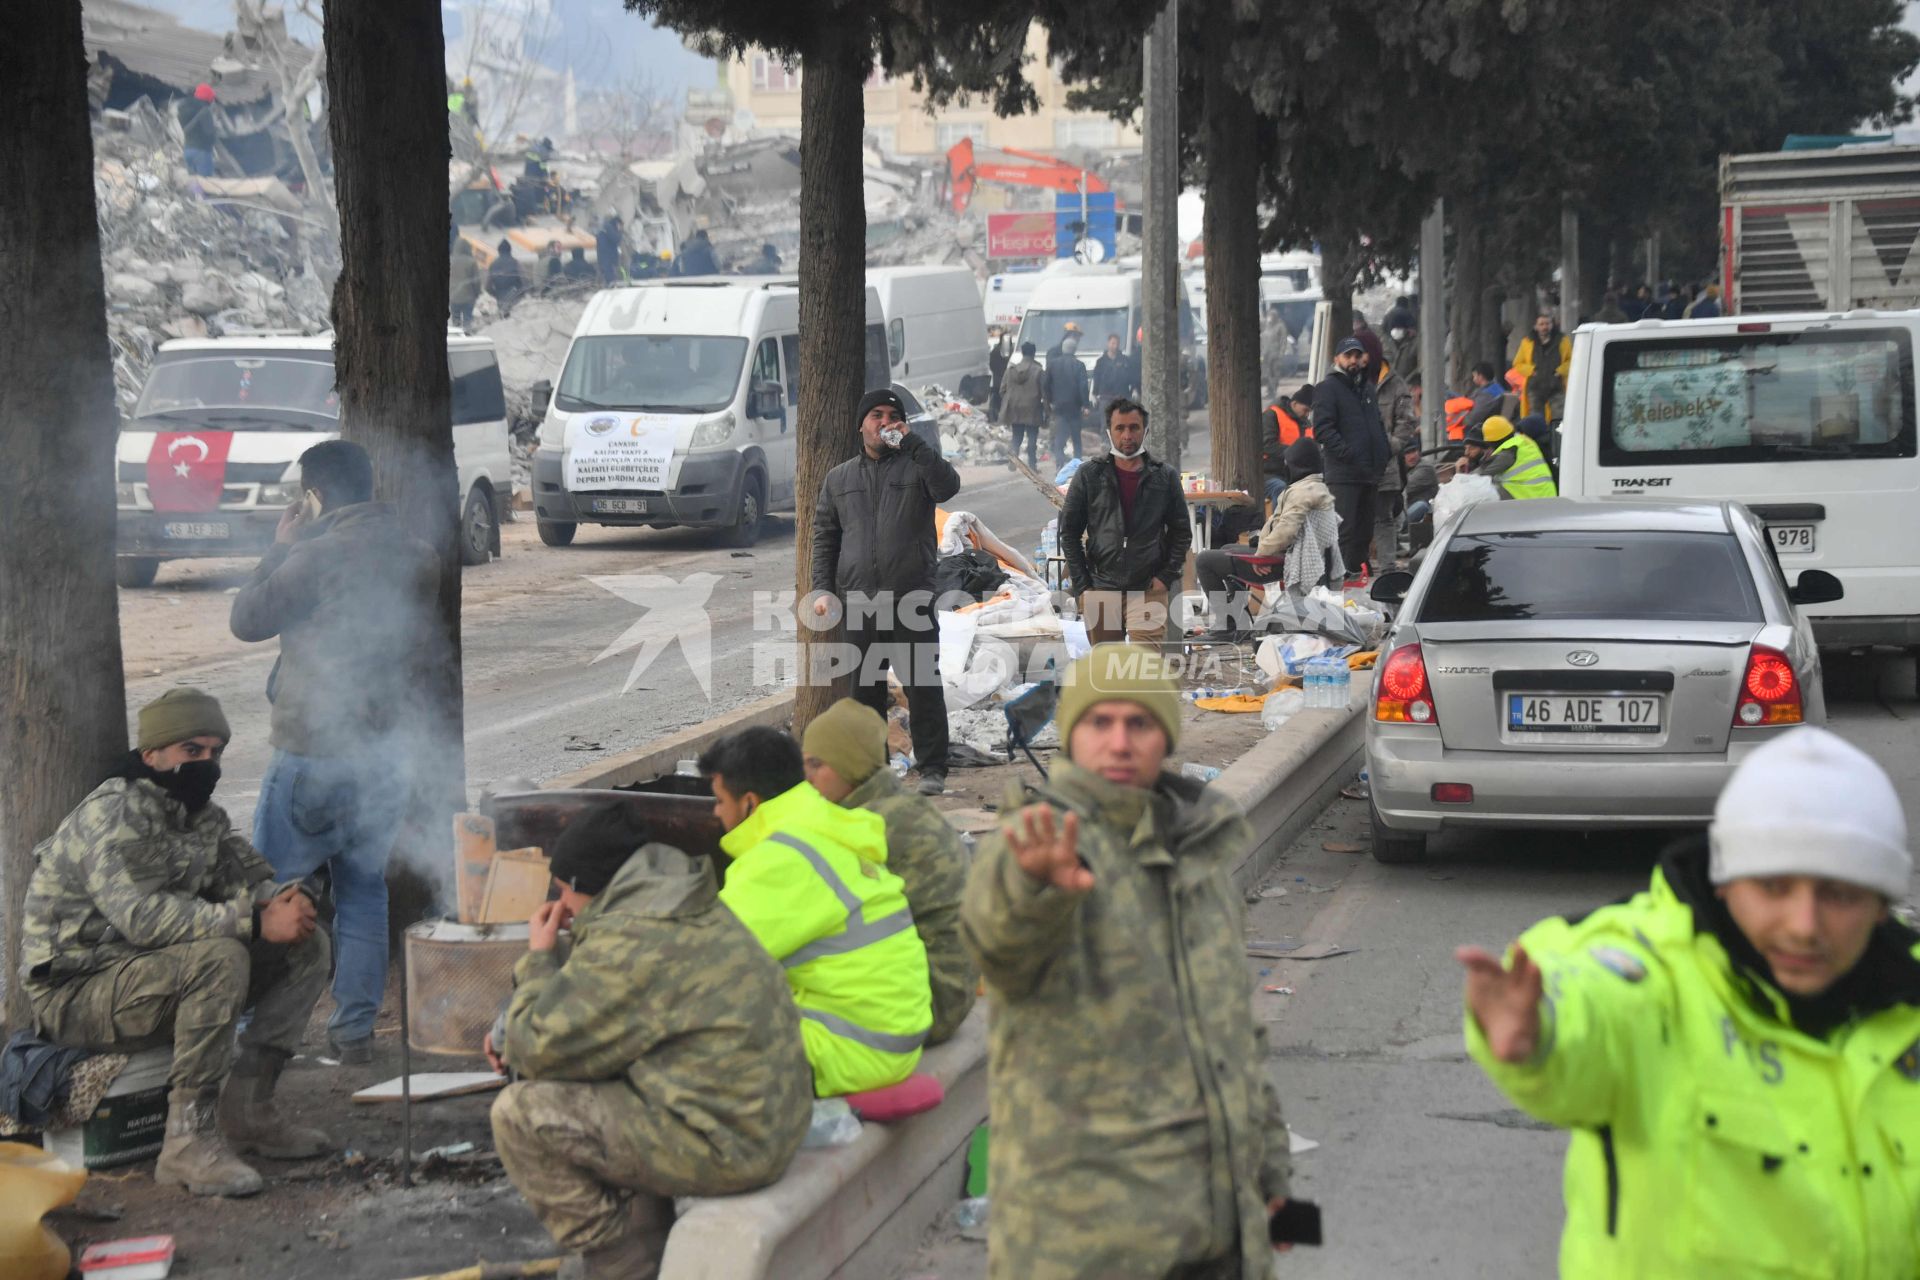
719, 781, 931, 1096
1493, 434, 1556, 499
1467, 855, 1920, 1280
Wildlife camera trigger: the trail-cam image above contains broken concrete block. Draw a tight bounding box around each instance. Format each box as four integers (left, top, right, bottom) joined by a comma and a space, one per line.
180, 280, 237, 316
109, 273, 162, 303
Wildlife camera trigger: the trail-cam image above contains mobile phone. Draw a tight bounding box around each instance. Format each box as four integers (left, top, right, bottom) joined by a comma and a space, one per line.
1268, 1198, 1323, 1247
300, 490, 323, 519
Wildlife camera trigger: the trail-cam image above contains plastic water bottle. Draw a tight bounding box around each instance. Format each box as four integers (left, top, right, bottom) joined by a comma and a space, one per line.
1329, 659, 1351, 708
1303, 658, 1324, 709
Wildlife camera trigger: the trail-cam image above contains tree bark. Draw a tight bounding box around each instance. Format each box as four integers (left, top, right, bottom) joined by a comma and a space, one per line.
1200, 25, 1261, 497
323, 0, 463, 906
0, 1, 130, 1026
1319, 234, 1366, 351
793, 26, 868, 735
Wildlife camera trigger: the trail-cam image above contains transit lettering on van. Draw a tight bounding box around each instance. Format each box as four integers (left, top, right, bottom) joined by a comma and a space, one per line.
1556, 310, 1920, 654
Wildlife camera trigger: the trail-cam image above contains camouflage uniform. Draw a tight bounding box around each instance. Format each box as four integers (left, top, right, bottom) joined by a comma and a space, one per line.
20, 772, 329, 1092
491, 843, 812, 1257
960, 761, 1290, 1280
843, 766, 977, 1044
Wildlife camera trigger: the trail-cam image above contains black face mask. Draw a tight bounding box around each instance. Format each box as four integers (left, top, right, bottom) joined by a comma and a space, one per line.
158, 759, 221, 813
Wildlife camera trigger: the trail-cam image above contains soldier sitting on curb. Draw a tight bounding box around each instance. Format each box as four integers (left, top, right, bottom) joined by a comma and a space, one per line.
20, 688, 332, 1198
803, 697, 978, 1044
702, 726, 933, 1096
961, 645, 1296, 1279
487, 805, 811, 1280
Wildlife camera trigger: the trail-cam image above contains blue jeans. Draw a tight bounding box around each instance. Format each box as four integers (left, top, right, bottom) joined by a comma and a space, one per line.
1264, 476, 1286, 510
184, 147, 214, 176
253, 749, 410, 1043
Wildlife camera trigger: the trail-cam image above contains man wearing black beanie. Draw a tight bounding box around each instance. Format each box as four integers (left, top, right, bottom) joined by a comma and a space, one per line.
808, 387, 962, 795
487, 807, 812, 1279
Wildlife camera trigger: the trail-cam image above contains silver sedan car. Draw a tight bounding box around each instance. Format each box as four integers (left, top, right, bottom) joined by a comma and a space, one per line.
1363, 499, 1842, 863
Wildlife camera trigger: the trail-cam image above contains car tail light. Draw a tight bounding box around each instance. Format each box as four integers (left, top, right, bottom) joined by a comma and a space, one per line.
1432, 783, 1474, 804
1735, 646, 1802, 726
1376, 644, 1438, 726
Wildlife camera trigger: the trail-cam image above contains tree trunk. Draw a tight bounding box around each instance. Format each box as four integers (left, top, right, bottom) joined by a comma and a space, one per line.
1449, 216, 1484, 392
323, 0, 463, 909
793, 25, 868, 735
1200, 26, 1260, 496
0, 1, 130, 1027
1319, 235, 1366, 349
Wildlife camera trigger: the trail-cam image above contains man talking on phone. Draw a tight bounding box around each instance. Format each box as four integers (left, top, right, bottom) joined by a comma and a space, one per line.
809, 388, 961, 795
230, 440, 441, 1063
961, 646, 1297, 1278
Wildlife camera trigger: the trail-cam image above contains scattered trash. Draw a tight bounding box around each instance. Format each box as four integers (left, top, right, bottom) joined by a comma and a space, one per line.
1339, 783, 1371, 800
1261, 687, 1305, 730
1283, 943, 1358, 961
953, 1195, 991, 1236
79, 1236, 177, 1280
1287, 1128, 1321, 1155
1259, 886, 1290, 899
1263, 985, 1295, 995
1322, 841, 1364, 854
562, 735, 604, 753
420, 1141, 477, 1161
803, 1098, 863, 1148
1181, 762, 1222, 783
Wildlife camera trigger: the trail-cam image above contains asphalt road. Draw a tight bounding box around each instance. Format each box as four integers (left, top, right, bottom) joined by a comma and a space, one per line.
895, 649, 1920, 1278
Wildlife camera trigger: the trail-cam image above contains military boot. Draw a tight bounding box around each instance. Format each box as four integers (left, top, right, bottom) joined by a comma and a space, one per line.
219, 1047, 334, 1159
155, 1087, 264, 1197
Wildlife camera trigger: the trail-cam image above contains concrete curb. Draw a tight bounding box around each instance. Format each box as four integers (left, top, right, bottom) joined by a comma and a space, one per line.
546, 689, 795, 790
1213, 693, 1367, 894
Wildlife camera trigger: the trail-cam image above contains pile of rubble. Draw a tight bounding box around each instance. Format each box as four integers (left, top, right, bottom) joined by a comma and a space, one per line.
918, 384, 1008, 466
94, 104, 334, 412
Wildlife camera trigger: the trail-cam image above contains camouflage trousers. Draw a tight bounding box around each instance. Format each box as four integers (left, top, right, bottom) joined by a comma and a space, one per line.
491, 1079, 689, 1258
29, 932, 330, 1093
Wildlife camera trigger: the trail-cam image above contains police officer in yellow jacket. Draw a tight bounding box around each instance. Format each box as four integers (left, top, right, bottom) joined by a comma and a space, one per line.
702, 726, 932, 1096
1462, 416, 1555, 499
1460, 727, 1920, 1279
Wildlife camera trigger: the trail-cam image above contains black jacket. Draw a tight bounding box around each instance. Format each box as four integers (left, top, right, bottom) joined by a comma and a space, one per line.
1044, 349, 1090, 420
1059, 452, 1191, 594
810, 432, 962, 603
1092, 352, 1135, 401
1310, 368, 1390, 486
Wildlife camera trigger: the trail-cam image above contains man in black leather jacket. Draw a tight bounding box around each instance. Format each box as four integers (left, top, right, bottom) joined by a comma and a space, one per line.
1312, 336, 1391, 582
809, 388, 962, 795
1058, 399, 1192, 645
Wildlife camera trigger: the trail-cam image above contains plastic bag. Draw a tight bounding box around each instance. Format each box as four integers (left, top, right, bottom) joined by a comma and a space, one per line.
803, 1098, 863, 1148
1432, 471, 1498, 528
1053, 457, 1084, 486
1257, 633, 1332, 679
1262, 687, 1306, 729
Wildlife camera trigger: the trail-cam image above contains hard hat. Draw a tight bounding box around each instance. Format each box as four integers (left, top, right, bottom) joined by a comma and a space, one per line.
1482, 416, 1515, 443
194, 83, 216, 102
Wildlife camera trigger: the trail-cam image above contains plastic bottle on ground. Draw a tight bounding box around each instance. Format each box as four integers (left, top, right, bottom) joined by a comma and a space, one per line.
1263, 687, 1305, 730
1330, 660, 1351, 708
803, 1098, 863, 1148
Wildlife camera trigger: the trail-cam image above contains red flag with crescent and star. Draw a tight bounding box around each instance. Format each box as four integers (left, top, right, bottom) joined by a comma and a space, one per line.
146, 431, 234, 512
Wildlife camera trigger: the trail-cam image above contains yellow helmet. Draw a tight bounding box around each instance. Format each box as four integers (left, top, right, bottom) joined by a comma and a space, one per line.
1481, 415, 1515, 444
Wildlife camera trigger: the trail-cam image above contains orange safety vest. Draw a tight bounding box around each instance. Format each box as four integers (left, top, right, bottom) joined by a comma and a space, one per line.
1269, 405, 1311, 447
1444, 395, 1476, 441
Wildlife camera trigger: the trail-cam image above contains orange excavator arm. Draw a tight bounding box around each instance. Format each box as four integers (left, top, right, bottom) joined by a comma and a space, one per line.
947, 138, 1110, 214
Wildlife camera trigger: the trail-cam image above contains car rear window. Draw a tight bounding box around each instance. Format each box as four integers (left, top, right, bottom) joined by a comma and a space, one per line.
1418, 530, 1763, 623
1598, 327, 1917, 465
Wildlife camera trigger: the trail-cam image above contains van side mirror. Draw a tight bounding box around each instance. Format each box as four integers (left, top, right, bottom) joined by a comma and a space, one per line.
1369, 570, 1415, 606
748, 380, 784, 421
530, 379, 552, 419
1787, 569, 1844, 607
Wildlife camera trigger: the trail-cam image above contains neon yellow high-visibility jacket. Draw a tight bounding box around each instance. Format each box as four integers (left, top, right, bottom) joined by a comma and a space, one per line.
1467, 846, 1920, 1280
1492, 433, 1557, 499
720, 781, 931, 1096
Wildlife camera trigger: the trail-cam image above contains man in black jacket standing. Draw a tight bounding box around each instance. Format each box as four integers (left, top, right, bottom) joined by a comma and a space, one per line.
1059, 398, 1191, 645
1313, 336, 1391, 583
1044, 326, 1092, 465
810, 388, 962, 795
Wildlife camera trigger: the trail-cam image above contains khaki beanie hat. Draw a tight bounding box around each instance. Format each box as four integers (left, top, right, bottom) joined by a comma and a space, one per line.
802, 698, 888, 788
1057, 643, 1182, 757
137, 687, 231, 752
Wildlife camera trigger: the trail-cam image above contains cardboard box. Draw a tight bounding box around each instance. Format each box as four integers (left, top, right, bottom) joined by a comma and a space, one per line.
42, 1048, 172, 1169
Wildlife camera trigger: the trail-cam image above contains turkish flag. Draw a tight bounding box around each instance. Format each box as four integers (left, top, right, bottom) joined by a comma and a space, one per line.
146, 431, 234, 512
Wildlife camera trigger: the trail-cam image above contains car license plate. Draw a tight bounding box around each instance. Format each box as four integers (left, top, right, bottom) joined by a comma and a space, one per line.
592, 497, 650, 514
162, 522, 229, 539
1769, 524, 1815, 554
1508, 693, 1661, 733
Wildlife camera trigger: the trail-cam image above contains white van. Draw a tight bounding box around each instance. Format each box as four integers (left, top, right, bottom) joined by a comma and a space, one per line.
1016, 264, 1203, 405
115, 333, 514, 588
530, 280, 889, 547
867, 265, 988, 394
1556, 310, 1920, 652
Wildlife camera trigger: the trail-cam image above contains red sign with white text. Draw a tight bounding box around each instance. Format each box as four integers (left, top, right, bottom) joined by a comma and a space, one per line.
146, 431, 234, 512
987, 212, 1057, 260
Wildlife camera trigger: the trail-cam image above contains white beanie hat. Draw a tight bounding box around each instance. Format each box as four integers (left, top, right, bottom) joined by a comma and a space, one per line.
1710, 727, 1911, 900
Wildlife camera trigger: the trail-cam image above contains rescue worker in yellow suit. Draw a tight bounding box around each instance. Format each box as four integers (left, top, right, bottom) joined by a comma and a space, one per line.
1460, 727, 1920, 1279
1461, 417, 1556, 499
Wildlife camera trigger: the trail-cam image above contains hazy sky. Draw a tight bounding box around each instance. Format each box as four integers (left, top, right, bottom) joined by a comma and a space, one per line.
119, 0, 719, 94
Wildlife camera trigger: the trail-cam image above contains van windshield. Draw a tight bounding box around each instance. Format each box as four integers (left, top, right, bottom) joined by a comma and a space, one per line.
555, 335, 747, 414
1598, 327, 1917, 465
135, 354, 339, 428
1019, 308, 1129, 354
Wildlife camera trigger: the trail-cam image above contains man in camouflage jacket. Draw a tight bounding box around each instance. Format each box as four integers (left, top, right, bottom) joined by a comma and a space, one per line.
20, 688, 332, 1198
487, 806, 812, 1280
961, 647, 1292, 1279
802, 697, 977, 1043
